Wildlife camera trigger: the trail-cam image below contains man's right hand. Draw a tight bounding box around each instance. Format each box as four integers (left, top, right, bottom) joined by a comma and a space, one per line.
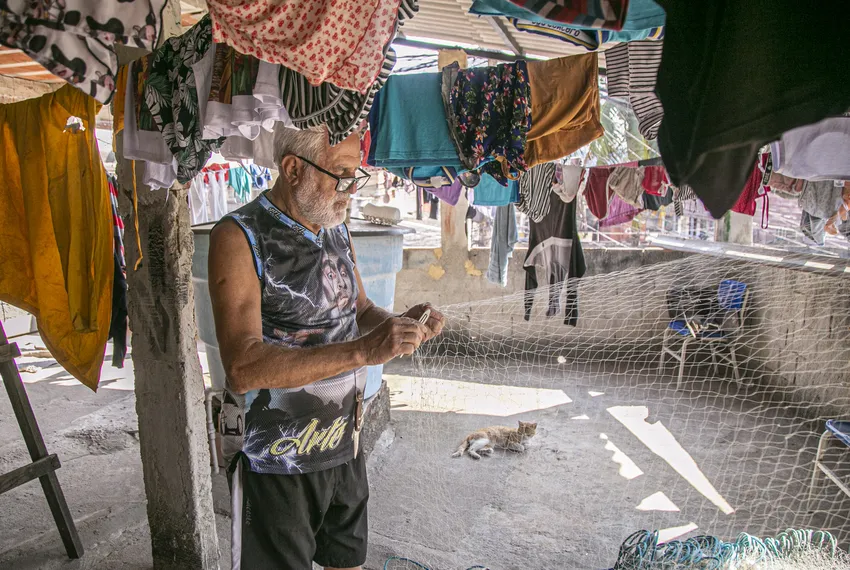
358, 317, 429, 366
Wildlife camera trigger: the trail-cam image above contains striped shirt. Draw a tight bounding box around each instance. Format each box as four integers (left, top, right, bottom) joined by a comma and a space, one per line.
517, 162, 557, 223
280, 0, 418, 146
604, 39, 664, 140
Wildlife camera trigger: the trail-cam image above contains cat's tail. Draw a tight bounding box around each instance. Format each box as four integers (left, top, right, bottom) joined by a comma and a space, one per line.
451, 439, 468, 458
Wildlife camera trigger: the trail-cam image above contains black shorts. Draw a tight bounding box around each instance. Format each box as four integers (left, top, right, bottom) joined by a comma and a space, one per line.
229, 452, 369, 570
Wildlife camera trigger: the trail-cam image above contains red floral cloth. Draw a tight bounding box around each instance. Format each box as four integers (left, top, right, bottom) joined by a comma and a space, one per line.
206, 0, 401, 94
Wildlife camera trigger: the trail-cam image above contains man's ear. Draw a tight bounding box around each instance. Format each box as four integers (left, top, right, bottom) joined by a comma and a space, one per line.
280, 155, 301, 186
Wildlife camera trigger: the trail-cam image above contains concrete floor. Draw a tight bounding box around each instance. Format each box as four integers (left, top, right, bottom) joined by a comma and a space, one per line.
1, 340, 848, 569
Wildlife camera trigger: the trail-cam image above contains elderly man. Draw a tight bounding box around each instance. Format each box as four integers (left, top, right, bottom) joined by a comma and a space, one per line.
208, 127, 444, 570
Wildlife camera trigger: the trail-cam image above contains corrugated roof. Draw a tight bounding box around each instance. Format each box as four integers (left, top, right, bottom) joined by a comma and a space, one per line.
399, 0, 601, 59
0, 47, 64, 83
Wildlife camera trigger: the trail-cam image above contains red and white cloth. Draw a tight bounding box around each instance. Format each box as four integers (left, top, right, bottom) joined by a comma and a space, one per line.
206, 0, 401, 94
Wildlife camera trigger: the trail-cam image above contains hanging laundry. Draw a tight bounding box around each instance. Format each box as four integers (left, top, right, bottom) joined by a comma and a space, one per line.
517, 162, 557, 223
472, 174, 520, 207
525, 54, 603, 167
122, 61, 173, 164
281, 0, 417, 146
508, 19, 663, 52
367, 72, 463, 170
112, 65, 128, 134
139, 15, 222, 183
642, 187, 673, 211
487, 204, 519, 287
208, 168, 230, 220
654, 0, 850, 218
229, 167, 252, 203
671, 184, 696, 216
600, 194, 643, 227
203, 44, 262, 140
607, 166, 645, 207
221, 128, 277, 170
640, 165, 668, 195
771, 117, 850, 182
583, 167, 614, 220
0, 85, 112, 390
442, 60, 531, 184
605, 39, 664, 140
106, 177, 127, 368
0, 0, 166, 103
766, 172, 806, 201
799, 180, 845, 221
470, 0, 664, 32
552, 164, 583, 203
108, 177, 125, 270
523, 192, 586, 326
206, 0, 402, 94
424, 180, 463, 207
249, 164, 272, 191
385, 166, 458, 188
108, 249, 128, 368
143, 161, 177, 191
800, 211, 827, 245
500, 0, 630, 30
732, 157, 769, 217
189, 172, 211, 225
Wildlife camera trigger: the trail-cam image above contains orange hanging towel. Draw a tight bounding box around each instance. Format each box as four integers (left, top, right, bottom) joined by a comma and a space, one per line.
0, 84, 113, 390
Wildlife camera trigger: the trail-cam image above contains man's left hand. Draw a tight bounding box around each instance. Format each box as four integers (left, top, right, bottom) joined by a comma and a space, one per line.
400, 303, 445, 341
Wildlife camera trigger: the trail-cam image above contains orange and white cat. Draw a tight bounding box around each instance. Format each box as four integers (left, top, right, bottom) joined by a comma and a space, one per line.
451, 421, 538, 460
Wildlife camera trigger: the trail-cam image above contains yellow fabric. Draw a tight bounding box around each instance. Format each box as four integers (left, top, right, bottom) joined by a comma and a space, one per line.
112, 65, 128, 134
0, 84, 113, 390
526, 53, 604, 167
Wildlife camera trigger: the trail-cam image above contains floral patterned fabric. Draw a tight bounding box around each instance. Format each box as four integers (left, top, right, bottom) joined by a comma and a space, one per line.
206, 0, 402, 95
0, 0, 166, 103
443, 60, 532, 185
137, 16, 223, 184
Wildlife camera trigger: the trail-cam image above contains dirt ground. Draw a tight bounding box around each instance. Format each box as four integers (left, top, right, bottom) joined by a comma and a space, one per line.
1, 339, 848, 570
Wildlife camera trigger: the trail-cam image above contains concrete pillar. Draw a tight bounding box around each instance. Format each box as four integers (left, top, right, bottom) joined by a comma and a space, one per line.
715, 210, 753, 246
438, 49, 470, 261
114, 1, 219, 567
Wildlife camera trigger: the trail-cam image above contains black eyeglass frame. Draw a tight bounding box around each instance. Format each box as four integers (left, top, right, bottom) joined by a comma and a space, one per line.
294, 155, 371, 193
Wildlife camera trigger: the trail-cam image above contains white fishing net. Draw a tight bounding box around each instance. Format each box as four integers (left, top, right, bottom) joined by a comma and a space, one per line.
367, 254, 850, 570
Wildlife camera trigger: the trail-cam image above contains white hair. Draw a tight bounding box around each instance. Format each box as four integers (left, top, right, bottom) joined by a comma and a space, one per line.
272, 125, 329, 173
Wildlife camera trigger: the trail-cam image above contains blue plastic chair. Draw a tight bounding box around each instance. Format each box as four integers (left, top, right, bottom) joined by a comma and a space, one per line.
659, 279, 749, 389
809, 420, 850, 505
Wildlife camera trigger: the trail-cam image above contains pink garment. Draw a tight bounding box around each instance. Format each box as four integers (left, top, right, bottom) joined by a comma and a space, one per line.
600, 194, 643, 227
207, 0, 401, 94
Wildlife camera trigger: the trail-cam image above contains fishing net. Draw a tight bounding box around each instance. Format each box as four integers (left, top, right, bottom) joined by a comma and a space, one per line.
367, 254, 850, 569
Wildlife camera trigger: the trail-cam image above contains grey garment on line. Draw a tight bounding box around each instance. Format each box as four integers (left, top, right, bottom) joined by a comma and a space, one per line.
799, 180, 844, 219
487, 204, 518, 287
607, 166, 645, 207
800, 210, 827, 245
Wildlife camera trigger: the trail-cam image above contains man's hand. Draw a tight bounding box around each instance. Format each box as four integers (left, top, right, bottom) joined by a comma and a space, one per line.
357, 317, 429, 365
400, 303, 446, 341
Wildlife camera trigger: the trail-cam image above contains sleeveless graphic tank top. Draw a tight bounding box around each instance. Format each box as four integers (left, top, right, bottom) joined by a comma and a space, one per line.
220, 192, 365, 475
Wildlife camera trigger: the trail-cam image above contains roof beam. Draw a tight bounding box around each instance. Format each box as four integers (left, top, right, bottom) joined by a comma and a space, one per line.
392, 37, 521, 63
486, 16, 525, 57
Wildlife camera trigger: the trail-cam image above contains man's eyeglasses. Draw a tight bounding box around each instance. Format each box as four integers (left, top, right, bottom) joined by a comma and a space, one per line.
295, 155, 371, 193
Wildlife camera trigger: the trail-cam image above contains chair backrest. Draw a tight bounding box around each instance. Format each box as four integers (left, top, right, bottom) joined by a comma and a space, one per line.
717, 279, 748, 311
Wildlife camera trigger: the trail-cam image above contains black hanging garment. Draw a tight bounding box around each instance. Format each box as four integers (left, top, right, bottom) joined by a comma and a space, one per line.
108, 249, 128, 368
523, 192, 586, 326
655, 0, 850, 218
